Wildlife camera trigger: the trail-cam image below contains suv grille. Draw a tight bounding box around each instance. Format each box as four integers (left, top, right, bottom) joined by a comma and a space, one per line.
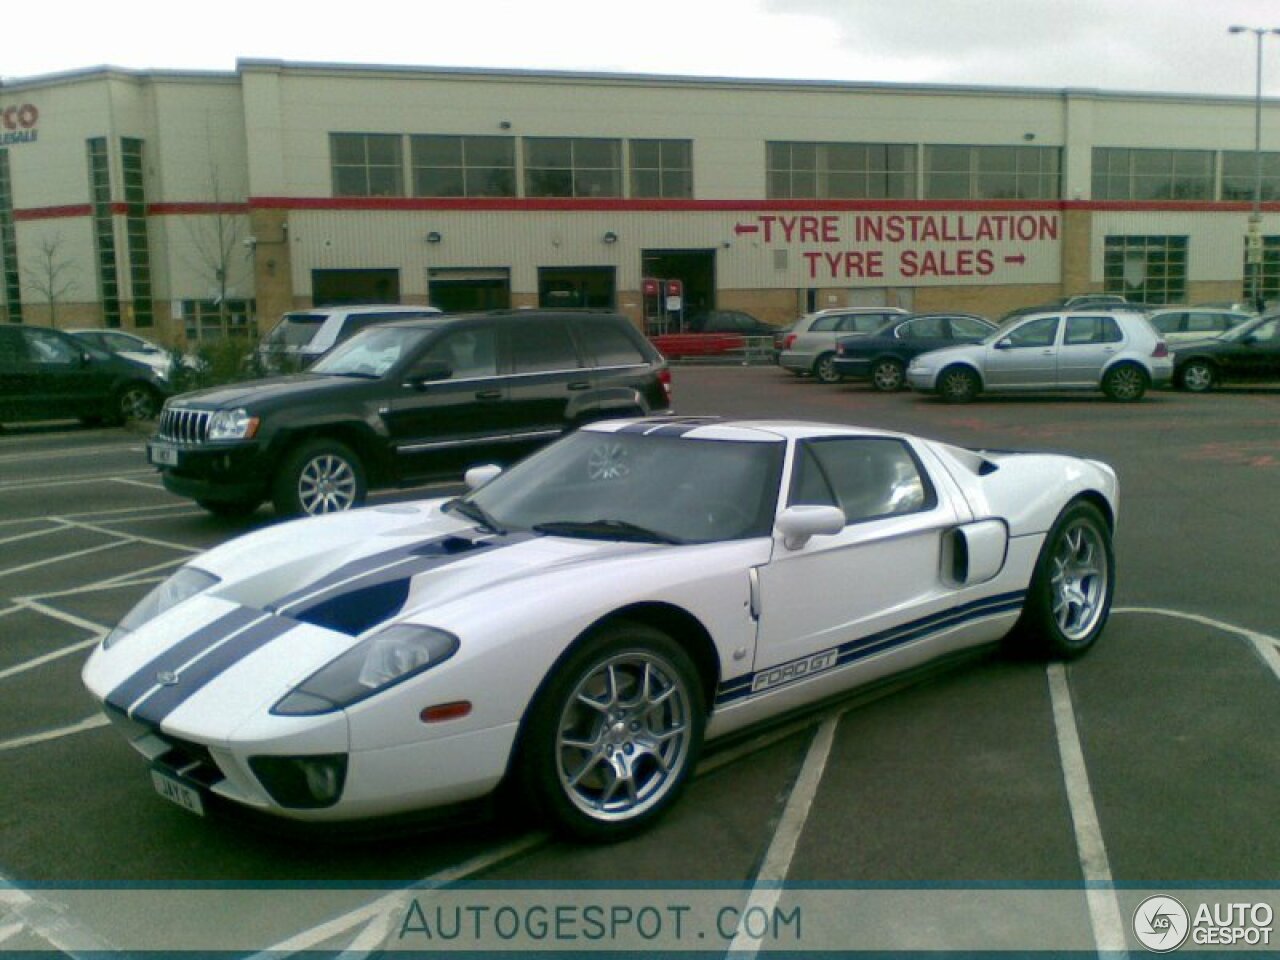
158, 407, 211, 443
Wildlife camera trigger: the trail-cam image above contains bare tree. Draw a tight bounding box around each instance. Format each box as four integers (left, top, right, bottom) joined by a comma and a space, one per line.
22, 235, 76, 325
181, 160, 250, 341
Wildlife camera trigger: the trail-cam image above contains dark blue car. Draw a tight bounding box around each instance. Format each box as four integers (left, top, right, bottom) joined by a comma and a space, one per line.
832, 313, 996, 390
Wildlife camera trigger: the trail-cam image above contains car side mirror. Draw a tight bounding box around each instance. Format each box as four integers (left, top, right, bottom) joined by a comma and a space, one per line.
994, 338, 1013, 350
775, 505, 846, 551
464, 464, 502, 490
405, 360, 452, 388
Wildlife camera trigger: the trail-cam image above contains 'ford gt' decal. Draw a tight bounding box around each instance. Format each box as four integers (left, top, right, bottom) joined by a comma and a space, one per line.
715, 590, 1026, 706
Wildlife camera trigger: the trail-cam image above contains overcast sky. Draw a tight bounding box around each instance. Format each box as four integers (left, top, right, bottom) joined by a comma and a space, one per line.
9, 0, 1280, 98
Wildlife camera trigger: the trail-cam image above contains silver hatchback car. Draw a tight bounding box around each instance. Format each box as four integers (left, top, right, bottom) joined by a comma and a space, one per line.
907, 308, 1173, 402
778, 307, 909, 383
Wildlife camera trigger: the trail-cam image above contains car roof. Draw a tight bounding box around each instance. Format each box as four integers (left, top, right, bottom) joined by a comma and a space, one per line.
286, 304, 443, 316
583, 416, 905, 443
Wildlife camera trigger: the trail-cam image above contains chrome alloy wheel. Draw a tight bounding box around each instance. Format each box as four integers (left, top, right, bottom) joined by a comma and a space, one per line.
555, 651, 694, 823
1104, 365, 1145, 401
297, 453, 359, 514
871, 359, 905, 391
1180, 361, 1214, 392
1050, 519, 1110, 642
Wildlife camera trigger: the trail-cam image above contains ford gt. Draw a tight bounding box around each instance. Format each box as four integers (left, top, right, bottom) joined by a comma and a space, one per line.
82, 418, 1118, 840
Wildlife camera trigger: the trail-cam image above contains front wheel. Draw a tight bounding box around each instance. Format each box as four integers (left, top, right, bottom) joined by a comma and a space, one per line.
870, 358, 906, 392
114, 383, 160, 422
1177, 360, 1215, 393
1011, 500, 1114, 660
272, 438, 367, 516
518, 622, 704, 842
938, 365, 980, 403
1101, 363, 1147, 402
813, 352, 842, 384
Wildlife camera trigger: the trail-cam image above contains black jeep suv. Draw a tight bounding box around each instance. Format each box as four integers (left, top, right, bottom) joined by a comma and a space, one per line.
148, 310, 673, 517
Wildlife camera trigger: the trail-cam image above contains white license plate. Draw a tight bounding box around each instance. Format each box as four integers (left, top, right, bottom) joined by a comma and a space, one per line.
148, 443, 178, 466
150, 770, 205, 816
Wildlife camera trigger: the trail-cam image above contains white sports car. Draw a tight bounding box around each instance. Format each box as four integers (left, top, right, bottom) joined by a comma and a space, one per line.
82, 418, 1118, 840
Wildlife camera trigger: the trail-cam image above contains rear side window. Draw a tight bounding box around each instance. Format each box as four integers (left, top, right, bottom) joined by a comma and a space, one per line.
1152, 313, 1183, 334
1064, 316, 1123, 345
809, 314, 842, 332
903, 316, 947, 338
1186, 311, 1234, 333
576, 320, 648, 367
788, 437, 936, 523
340, 311, 435, 341
840, 314, 892, 334
264, 314, 325, 348
507, 319, 583, 374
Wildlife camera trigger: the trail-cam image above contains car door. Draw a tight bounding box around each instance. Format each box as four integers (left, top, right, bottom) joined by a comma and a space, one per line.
19, 327, 115, 419
383, 323, 510, 478
984, 315, 1060, 388
501, 317, 592, 444
1057, 315, 1124, 387
0, 327, 39, 422
1227, 317, 1280, 381
753, 437, 964, 674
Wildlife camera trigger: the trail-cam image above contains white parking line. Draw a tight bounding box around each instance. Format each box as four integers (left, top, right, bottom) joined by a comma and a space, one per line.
0, 540, 127, 580
109, 477, 166, 491
0, 502, 198, 529
1047, 663, 1126, 954
0, 442, 143, 464
1115, 605, 1280, 684
0, 519, 72, 548
54, 519, 201, 555
0, 716, 110, 753
728, 712, 839, 957
0, 470, 155, 492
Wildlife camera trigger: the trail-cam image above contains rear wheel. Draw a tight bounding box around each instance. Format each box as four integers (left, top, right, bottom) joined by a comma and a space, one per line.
813, 352, 842, 384
870, 358, 906, 392
272, 439, 366, 516
1101, 363, 1147, 401
114, 383, 160, 423
1011, 501, 1114, 660
1177, 359, 1215, 393
518, 622, 704, 842
938, 365, 979, 403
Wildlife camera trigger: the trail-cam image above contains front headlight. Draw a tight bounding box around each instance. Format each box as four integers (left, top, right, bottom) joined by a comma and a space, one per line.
272, 625, 460, 716
103, 567, 220, 649
207, 408, 260, 441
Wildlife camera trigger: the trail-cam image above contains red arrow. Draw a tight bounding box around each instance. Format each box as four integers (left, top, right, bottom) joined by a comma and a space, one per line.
1004, 254, 1026, 264
734, 223, 759, 235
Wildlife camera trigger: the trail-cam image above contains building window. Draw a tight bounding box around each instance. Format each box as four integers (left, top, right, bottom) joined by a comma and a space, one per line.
121, 138, 153, 328
1104, 235, 1188, 303
924, 145, 1060, 199
182, 299, 255, 343
1221, 151, 1280, 203
0, 150, 20, 323
1091, 148, 1213, 201
524, 138, 622, 198
87, 138, 122, 328
767, 142, 915, 199
411, 135, 515, 197
331, 133, 404, 197
630, 139, 692, 198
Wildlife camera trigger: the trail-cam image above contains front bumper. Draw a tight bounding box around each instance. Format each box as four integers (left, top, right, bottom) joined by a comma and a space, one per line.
149, 440, 272, 504
906, 367, 939, 391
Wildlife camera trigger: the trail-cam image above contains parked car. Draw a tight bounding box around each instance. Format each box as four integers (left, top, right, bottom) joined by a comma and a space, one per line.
148, 310, 672, 518
84, 416, 1118, 840
998, 294, 1132, 326
66, 328, 192, 383
907, 309, 1172, 402
649, 310, 776, 360
0, 325, 169, 425
1147, 307, 1252, 344
254, 304, 442, 372
778, 307, 910, 383
832, 313, 997, 391
1172, 313, 1280, 392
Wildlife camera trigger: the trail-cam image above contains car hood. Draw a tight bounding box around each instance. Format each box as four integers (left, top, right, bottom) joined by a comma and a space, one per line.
82, 501, 683, 739
1172, 336, 1229, 352
169, 373, 366, 409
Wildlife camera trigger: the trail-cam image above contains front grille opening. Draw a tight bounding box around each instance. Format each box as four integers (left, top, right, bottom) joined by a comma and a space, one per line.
155, 736, 223, 789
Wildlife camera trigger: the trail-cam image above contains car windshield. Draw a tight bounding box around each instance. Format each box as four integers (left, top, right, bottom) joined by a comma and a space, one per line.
463, 429, 786, 544
262, 313, 326, 348
311, 325, 434, 377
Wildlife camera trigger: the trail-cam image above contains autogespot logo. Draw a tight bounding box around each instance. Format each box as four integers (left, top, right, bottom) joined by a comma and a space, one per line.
1134, 895, 1190, 953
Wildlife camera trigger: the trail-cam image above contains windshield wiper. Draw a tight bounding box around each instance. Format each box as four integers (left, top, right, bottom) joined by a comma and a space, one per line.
444, 498, 506, 535
532, 519, 683, 544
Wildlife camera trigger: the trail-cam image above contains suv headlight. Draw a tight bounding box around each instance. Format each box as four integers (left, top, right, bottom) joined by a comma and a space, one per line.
207, 408, 260, 441
103, 567, 220, 649
272, 625, 460, 716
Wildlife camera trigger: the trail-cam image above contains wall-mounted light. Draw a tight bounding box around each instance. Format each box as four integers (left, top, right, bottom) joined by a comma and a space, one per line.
498, 120, 512, 130
602, 231, 619, 244
243, 236, 258, 251
426, 231, 443, 244
1022, 132, 1036, 141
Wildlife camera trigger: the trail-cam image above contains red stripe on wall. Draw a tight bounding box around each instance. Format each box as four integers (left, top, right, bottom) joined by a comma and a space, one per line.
14, 204, 92, 221
148, 202, 251, 215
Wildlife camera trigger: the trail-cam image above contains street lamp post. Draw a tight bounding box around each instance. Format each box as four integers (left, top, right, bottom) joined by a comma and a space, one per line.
1229, 25, 1280, 310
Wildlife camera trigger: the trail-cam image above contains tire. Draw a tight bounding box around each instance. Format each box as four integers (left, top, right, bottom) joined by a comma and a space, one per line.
197, 498, 260, 519
1177, 359, 1215, 393
938, 365, 980, 403
1011, 500, 1115, 660
272, 438, 367, 517
813, 352, 842, 384
114, 383, 160, 422
517, 622, 705, 842
1101, 363, 1148, 402
870, 358, 906, 392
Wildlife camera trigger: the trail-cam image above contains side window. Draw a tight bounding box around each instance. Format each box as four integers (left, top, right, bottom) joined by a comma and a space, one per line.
1151, 313, 1182, 334
1005, 316, 1060, 348
22, 330, 79, 366
950, 316, 991, 339
789, 438, 935, 523
576, 321, 646, 367
908, 316, 947, 338
809, 314, 842, 332
1251, 318, 1279, 342
840, 314, 886, 334
1064, 316, 1123, 345
1185, 312, 1223, 333
506, 319, 583, 374
417, 326, 498, 379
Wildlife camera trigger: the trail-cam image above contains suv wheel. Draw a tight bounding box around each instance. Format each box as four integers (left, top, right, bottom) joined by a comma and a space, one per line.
273, 439, 367, 516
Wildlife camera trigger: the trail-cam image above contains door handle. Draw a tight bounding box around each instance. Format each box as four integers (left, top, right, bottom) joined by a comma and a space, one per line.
567, 381, 591, 391
475, 390, 502, 400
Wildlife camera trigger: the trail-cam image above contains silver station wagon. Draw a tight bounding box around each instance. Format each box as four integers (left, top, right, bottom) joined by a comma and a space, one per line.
907, 309, 1173, 402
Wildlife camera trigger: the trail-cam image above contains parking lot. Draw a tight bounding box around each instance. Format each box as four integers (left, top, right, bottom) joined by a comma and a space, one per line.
1, 367, 1278, 954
